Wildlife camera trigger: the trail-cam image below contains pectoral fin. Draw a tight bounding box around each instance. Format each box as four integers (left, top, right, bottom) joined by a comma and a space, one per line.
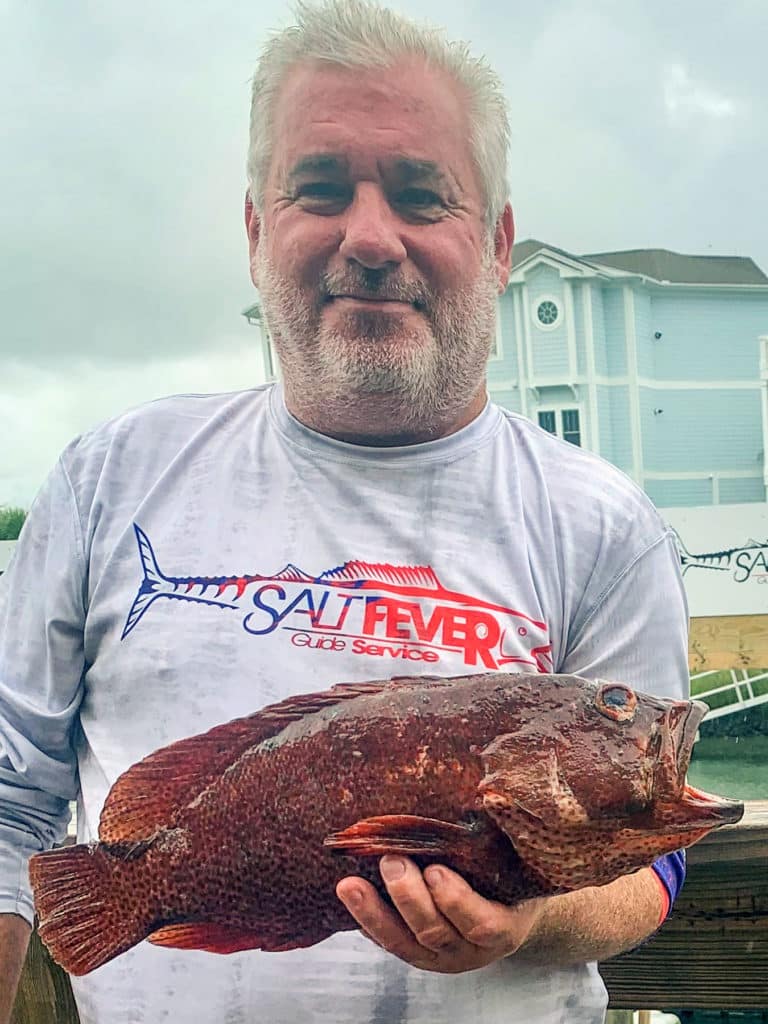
148, 922, 268, 955
324, 814, 480, 858
148, 921, 330, 954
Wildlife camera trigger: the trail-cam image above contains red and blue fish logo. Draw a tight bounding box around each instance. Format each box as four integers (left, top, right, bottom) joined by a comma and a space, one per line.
122, 525, 553, 672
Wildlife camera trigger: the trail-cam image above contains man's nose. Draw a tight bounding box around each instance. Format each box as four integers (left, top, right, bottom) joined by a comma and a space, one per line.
338, 184, 407, 269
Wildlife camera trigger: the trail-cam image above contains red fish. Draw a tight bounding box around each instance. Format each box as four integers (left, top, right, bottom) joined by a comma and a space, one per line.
29, 672, 742, 976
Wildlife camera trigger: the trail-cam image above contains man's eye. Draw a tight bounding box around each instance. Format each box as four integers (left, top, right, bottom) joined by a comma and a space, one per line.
396, 188, 442, 207
297, 183, 348, 201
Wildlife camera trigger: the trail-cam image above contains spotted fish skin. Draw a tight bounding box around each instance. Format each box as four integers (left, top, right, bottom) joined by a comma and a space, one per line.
29, 672, 743, 976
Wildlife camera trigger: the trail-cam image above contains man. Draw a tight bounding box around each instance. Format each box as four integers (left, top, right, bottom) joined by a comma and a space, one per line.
0, 1, 688, 1022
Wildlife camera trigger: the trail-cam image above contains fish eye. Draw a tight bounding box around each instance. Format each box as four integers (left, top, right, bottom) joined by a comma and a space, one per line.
596, 683, 638, 723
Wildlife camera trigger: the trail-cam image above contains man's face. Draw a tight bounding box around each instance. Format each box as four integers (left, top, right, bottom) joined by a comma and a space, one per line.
247, 59, 513, 439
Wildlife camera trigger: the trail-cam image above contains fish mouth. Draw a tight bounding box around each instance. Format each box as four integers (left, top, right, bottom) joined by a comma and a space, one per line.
679, 783, 744, 827
651, 698, 709, 803
661, 698, 744, 829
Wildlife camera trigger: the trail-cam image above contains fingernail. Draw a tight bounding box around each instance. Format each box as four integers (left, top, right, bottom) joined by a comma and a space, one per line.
425, 866, 444, 888
380, 856, 406, 882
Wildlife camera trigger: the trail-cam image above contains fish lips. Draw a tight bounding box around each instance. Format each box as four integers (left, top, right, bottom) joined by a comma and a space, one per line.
661, 698, 744, 828
680, 782, 745, 827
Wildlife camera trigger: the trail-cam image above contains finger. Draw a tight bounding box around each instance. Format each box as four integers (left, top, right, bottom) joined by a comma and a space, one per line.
424, 865, 545, 951
378, 856, 465, 955
336, 875, 438, 966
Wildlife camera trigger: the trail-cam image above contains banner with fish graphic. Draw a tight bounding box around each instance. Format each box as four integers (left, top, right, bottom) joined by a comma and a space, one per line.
121, 525, 553, 672
661, 502, 768, 617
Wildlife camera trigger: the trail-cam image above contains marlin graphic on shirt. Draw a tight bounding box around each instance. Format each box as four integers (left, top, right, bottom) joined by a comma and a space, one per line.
673, 530, 768, 583
122, 524, 553, 672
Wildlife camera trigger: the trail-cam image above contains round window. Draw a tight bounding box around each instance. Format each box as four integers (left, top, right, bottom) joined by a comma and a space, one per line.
537, 300, 559, 326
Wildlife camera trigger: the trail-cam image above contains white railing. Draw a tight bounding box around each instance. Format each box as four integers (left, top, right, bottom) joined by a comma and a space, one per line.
692, 667, 768, 719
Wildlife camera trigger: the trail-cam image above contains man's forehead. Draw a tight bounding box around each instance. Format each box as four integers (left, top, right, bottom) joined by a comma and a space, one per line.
267, 61, 477, 197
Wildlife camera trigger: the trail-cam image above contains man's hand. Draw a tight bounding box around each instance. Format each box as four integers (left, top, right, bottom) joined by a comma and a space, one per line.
336, 855, 547, 974
338, 857, 666, 972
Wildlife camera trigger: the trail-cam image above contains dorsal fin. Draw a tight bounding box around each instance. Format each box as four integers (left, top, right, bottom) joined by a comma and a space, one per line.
267, 564, 315, 582
318, 561, 442, 588
98, 675, 448, 845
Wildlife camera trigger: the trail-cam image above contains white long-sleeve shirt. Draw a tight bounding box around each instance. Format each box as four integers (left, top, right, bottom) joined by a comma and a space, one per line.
0, 384, 689, 1024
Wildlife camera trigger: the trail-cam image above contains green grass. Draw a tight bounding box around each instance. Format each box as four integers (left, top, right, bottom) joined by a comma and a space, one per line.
0, 506, 26, 540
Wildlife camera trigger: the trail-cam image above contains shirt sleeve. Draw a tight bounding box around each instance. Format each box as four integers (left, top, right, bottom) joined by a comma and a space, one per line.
559, 528, 690, 922
558, 529, 689, 702
0, 459, 86, 923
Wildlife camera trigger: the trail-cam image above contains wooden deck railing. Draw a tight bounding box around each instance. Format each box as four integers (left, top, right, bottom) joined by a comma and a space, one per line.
600, 799, 768, 1012
11, 801, 767, 1024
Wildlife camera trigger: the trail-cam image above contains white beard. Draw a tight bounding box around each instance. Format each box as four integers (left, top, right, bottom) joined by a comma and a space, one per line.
253, 240, 499, 435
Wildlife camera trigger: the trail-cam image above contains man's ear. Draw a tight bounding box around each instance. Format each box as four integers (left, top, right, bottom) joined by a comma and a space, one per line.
245, 190, 261, 285
494, 202, 515, 294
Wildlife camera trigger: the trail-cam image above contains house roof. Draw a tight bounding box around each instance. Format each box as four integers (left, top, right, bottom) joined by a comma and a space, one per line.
511, 238, 555, 266
512, 239, 768, 285
583, 248, 768, 285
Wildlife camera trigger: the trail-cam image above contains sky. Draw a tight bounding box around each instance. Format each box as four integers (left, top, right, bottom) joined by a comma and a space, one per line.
2, 0, 767, 506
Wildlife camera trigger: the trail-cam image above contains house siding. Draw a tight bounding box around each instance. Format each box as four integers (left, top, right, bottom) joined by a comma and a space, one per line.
718, 477, 766, 503
591, 286, 609, 376
527, 266, 570, 378
602, 288, 628, 377
492, 388, 522, 413
640, 387, 763, 473
487, 293, 517, 388
648, 293, 765, 380
634, 289, 654, 377
597, 385, 633, 473
573, 284, 586, 377
492, 245, 768, 509
644, 478, 716, 508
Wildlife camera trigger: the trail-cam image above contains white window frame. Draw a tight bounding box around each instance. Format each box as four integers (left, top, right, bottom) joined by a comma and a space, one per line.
536, 404, 585, 446
263, 335, 277, 381
531, 293, 563, 332
489, 297, 504, 361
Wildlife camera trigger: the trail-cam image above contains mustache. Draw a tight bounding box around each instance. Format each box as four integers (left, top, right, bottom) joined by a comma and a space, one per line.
321, 269, 431, 310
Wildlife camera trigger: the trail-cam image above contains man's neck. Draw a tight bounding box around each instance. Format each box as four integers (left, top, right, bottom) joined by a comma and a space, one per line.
282, 388, 488, 447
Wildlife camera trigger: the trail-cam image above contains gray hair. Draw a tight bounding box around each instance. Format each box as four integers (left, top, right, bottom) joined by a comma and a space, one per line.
247, 0, 510, 230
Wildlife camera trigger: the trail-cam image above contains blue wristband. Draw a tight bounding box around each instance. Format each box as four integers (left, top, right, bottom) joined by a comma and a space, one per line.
650, 850, 686, 921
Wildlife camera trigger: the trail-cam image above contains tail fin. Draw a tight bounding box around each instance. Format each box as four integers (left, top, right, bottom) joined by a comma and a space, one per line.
30, 843, 149, 976
121, 524, 173, 639
670, 529, 693, 575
